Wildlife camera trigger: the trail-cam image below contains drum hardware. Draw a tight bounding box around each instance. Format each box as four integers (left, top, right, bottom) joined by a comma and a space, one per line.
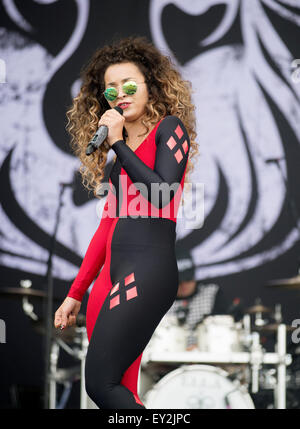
3, 280, 295, 408
7, 281, 84, 345
0, 284, 64, 341
77, 326, 90, 409
259, 367, 277, 390
4, 280, 89, 408
49, 340, 81, 409
274, 304, 283, 324
242, 314, 252, 349
246, 298, 272, 328
221, 365, 250, 387
258, 359, 300, 397
19, 280, 38, 321
256, 323, 296, 334
268, 341, 300, 409
54, 335, 80, 356
250, 299, 295, 342
48, 323, 89, 409
23, 297, 39, 322
249, 332, 261, 393
140, 311, 292, 409
0, 283, 63, 326
1, 280, 93, 409
50, 365, 81, 384
55, 382, 73, 409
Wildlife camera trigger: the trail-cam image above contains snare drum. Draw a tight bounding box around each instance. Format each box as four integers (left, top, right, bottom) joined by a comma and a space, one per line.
144, 364, 255, 409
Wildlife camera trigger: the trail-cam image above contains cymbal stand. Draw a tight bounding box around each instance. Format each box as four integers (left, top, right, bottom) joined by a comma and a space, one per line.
250, 323, 289, 408
43, 183, 68, 408
250, 332, 262, 393
274, 304, 282, 324
49, 340, 60, 409
49, 327, 90, 409
48, 335, 82, 408
76, 327, 89, 409
275, 324, 287, 409
20, 280, 39, 321
242, 314, 252, 349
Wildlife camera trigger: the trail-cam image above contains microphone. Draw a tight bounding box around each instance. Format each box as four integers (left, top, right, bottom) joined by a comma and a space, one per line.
86, 106, 123, 156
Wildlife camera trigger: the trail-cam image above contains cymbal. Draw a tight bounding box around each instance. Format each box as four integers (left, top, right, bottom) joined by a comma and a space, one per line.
246, 304, 272, 314
0, 287, 62, 301
255, 323, 296, 333
267, 275, 300, 289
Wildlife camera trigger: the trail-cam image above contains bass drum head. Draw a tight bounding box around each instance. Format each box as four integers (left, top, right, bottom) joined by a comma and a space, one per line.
144, 364, 255, 409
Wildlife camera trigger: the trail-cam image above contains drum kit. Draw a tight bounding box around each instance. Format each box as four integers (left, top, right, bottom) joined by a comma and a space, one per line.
1, 274, 300, 409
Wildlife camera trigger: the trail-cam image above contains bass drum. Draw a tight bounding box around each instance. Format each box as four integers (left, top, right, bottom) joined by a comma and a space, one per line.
143, 365, 255, 409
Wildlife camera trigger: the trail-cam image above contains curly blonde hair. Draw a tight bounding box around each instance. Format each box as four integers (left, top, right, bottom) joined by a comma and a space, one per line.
66, 35, 198, 199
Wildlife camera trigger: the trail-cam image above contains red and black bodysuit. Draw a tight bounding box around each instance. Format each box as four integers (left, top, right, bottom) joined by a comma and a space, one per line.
67, 115, 190, 409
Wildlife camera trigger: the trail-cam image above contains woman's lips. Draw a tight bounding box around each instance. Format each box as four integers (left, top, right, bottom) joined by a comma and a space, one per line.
118, 102, 131, 109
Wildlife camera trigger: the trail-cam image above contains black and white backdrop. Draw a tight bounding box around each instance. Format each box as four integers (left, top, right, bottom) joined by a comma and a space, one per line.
0, 0, 300, 408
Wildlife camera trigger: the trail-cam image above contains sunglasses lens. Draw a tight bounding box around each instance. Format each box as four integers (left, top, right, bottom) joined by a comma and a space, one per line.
123, 81, 137, 95
104, 87, 118, 101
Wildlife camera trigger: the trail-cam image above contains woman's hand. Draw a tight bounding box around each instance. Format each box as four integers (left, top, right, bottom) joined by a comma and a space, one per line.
54, 297, 81, 329
98, 108, 125, 147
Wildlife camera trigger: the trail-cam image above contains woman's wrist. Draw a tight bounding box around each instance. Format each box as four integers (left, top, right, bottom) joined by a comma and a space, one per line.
110, 138, 125, 149
110, 136, 124, 146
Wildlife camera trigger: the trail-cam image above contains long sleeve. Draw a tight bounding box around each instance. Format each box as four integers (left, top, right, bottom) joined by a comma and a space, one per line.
111, 115, 190, 209
67, 196, 115, 302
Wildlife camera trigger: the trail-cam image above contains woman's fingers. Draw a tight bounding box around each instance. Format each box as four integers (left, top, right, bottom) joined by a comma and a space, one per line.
68, 314, 76, 327
54, 311, 62, 328
60, 312, 69, 329
54, 311, 77, 329
54, 298, 81, 329
54, 309, 68, 329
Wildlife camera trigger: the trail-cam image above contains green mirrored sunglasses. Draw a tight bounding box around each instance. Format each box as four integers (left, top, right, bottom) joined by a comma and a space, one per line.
103, 80, 146, 101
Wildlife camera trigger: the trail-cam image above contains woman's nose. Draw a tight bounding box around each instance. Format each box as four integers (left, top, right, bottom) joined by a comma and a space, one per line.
117, 87, 126, 99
